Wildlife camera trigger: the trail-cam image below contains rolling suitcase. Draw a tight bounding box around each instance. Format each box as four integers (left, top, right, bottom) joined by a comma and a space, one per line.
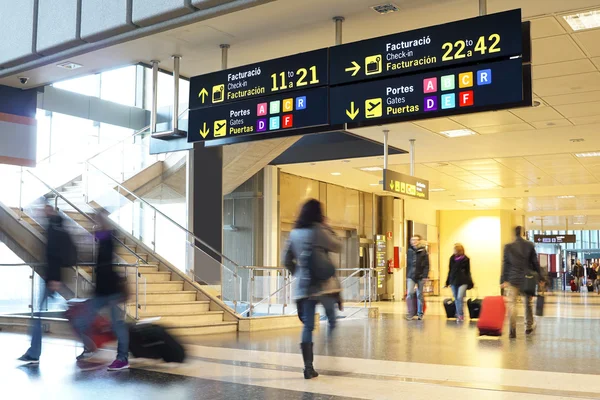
467, 298, 482, 319
535, 295, 545, 317
570, 279, 577, 292
129, 322, 186, 363
477, 296, 505, 336
406, 293, 427, 316
65, 299, 116, 349
443, 298, 456, 318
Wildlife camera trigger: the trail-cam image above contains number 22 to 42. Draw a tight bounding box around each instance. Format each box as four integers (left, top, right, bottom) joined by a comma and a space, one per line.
441, 34, 501, 61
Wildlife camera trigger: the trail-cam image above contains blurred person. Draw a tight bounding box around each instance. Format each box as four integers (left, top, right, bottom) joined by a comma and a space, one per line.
73, 210, 129, 371
19, 205, 76, 364
572, 260, 584, 292
283, 199, 342, 380
594, 262, 600, 294
587, 263, 597, 292
406, 235, 430, 320
501, 226, 545, 339
445, 243, 472, 322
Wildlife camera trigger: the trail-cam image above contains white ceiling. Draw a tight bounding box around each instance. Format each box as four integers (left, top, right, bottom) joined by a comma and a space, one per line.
5, 0, 600, 226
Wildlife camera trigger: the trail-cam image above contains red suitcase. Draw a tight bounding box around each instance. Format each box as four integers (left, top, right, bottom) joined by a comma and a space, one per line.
477, 296, 505, 336
66, 300, 116, 349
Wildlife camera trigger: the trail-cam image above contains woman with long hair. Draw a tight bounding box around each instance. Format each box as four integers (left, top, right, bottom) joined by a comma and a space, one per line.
283, 199, 342, 379
445, 243, 472, 322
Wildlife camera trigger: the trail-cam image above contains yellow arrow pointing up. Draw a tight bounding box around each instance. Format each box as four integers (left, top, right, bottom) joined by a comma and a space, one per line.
199, 122, 210, 139
345, 61, 361, 76
198, 88, 208, 103
346, 101, 359, 120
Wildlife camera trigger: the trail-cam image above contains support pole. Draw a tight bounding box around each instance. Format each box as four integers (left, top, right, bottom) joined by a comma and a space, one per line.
383, 129, 389, 170
220, 44, 230, 70
172, 55, 181, 132
333, 16, 345, 45
409, 139, 416, 176
479, 0, 487, 16
150, 60, 159, 133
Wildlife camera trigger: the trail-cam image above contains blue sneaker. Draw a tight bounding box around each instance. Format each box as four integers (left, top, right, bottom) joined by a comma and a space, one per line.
17, 354, 39, 364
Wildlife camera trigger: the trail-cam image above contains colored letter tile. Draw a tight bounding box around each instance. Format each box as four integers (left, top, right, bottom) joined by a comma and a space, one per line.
257, 103, 267, 116
423, 77, 437, 93
282, 98, 294, 112
257, 118, 267, 132
270, 100, 280, 114
296, 96, 307, 110
477, 69, 492, 85
441, 93, 455, 109
459, 72, 473, 88
424, 96, 437, 112
282, 114, 293, 128
441, 75, 455, 91
269, 116, 280, 130
459, 91, 474, 107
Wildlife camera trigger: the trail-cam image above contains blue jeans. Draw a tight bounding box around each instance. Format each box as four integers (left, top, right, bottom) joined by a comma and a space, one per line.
451, 284, 468, 317
407, 278, 425, 316
301, 296, 337, 344
25, 286, 52, 359
72, 294, 129, 361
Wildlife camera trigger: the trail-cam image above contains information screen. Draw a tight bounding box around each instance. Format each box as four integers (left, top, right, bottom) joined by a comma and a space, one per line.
329, 9, 522, 85
188, 87, 329, 143
189, 48, 328, 110
534, 235, 576, 244
330, 58, 523, 127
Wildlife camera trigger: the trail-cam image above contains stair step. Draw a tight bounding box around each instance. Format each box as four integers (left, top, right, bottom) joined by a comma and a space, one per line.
119, 253, 149, 263
115, 265, 158, 274
116, 246, 137, 255
153, 311, 224, 327
144, 291, 197, 303
167, 322, 237, 336
129, 281, 183, 292
126, 272, 171, 282
127, 301, 210, 315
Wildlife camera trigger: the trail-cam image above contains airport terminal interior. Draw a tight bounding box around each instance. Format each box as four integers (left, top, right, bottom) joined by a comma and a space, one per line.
3, 0, 600, 398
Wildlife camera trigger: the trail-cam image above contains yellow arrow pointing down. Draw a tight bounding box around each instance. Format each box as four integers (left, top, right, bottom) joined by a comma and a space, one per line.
199, 122, 210, 139
344, 61, 361, 76
346, 102, 359, 120
198, 88, 208, 103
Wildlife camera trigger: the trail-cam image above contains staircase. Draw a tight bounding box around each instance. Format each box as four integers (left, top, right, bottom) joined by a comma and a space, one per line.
14, 194, 238, 336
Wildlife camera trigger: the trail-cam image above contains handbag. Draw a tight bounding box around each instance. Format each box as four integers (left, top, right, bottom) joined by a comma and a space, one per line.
301, 227, 336, 283
521, 270, 539, 296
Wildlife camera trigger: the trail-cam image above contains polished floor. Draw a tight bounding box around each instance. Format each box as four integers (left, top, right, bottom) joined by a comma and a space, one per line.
3, 292, 600, 399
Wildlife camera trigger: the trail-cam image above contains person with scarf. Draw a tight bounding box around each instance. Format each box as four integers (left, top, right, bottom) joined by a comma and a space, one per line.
445, 243, 472, 322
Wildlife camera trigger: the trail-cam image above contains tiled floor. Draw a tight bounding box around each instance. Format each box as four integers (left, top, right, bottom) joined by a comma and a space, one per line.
3, 292, 600, 399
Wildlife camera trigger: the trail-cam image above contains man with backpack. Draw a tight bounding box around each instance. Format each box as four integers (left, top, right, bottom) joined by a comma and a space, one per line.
19, 205, 77, 364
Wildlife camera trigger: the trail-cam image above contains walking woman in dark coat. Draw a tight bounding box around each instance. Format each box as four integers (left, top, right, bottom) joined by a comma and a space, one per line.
445, 243, 472, 322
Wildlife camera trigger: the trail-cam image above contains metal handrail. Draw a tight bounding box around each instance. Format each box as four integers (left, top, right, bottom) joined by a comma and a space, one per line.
25, 170, 145, 263
85, 161, 241, 269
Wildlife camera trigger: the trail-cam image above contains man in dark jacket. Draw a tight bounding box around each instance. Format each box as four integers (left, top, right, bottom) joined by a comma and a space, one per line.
572, 260, 584, 292
19, 205, 75, 363
501, 226, 544, 339
406, 235, 429, 320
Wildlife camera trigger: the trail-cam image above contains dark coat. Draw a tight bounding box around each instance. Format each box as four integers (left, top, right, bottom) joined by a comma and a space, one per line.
446, 255, 471, 287
501, 237, 543, 287
94, 230, 121, 296
45, 215, 72, 282
572, 264, 584, 278
407, 245, 430, 281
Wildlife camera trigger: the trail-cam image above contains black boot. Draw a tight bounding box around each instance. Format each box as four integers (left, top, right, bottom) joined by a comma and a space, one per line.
300, 342, 319, 379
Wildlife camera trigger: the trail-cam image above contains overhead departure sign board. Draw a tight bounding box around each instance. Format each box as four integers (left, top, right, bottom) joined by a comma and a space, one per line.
330, 9, 522, 85
189, 48, 328, 110
331, 58, 524, 127
383, 169, 429, 200
534, 235, 576, 244
188, 87, 328, 143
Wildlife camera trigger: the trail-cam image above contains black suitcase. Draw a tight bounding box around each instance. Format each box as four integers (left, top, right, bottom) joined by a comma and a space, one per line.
535, 295, 545, 317
467, 298, 482, 319
443, 298, 456, 318
128, 323, 186, 363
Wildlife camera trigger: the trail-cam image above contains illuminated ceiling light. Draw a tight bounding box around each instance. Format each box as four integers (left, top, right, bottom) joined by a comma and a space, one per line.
430, 188, 446, 192
371, 3, 400, 14
557, 195, 575, 199
456, 199, 474, 203
439, 129, 476, 138
331, 172, 342, 176
360, 166, 383, 172
573, 215, 587, 225
57, 61, 83, 70
563, 10, 600, 31
369, 183, 380, 186
575, 151, 600, 158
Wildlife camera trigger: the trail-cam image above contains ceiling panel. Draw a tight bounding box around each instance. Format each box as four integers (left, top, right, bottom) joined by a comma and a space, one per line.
526, 153, 581, 169
534, 72, 600, 96
593, 57, 600, 70
449, 111, 524, 128
573, 30, 600, 57
553, 174, 598, 184
530, 16, 567, 39
543, 90, 600, 106
532, 59, 597, 79
569, 115, 600, 125
530, 119, 573, 129
475, 123, 535, 135
532, 35, 586, 65
510, 105, 564, 122
555, 101, 600, 118
412, 118, 465, 133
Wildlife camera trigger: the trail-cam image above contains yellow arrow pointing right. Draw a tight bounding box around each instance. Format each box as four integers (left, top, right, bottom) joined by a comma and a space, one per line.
199, 122, 210, 139
198, 88, 208, 103
346, 101, 359, 120
344, 61, 361, 76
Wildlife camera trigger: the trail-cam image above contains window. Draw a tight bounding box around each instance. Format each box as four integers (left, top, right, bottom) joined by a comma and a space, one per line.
100, 66, 136, 106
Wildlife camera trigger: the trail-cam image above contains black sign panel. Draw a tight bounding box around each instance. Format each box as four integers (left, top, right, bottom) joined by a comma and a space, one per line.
188, 87, 329, 143
189, 49, 328, 110
383, 169, 429, 200
331, 58, 524, 127
534, 235, 576, 244
330, 9, 522, 85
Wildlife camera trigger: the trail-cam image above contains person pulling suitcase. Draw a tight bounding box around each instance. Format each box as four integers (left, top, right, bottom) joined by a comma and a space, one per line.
444, 243, 473, 322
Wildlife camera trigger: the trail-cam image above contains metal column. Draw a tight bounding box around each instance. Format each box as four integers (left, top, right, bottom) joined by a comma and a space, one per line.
333, 16, 345, 45
172, 55, 182, 132
409, 139, 416, 176
221, 44, 230, 70
479, 0, 487, 16
150, 60, 159, 133
383, 130, 389, 170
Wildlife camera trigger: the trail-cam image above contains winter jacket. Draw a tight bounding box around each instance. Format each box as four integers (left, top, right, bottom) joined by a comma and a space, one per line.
446, 255, 471, 287
45, 215, 74, 282
407, 244, 430, 281
94, 229, 122, 296
282, 223, 342, 300
501, 237, 543, 287
572, 264, 584, 278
